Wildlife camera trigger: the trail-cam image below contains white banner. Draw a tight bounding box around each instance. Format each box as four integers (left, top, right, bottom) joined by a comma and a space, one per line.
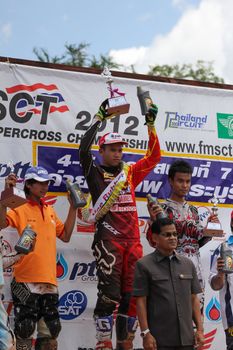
0, 60, 232, 349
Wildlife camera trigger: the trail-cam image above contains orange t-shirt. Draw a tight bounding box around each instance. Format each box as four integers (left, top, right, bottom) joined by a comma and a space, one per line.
6, 200, 64, 286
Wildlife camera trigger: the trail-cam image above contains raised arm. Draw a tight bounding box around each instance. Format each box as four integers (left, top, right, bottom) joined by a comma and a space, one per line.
3, 252, 23, 269
79, 117, 101, 177
60, 207, 77, 243
0, 173, 17, 229
79, 100, 117, 177
131, 105, 161, 187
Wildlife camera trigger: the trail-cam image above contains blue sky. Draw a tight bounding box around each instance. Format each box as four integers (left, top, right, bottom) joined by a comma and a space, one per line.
1, 0, 233, 83
0, 0, 199, 60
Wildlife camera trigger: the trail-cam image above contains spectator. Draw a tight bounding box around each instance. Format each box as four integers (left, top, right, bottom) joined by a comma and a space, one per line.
134, 217, 204, 350
0, 166, 77, 350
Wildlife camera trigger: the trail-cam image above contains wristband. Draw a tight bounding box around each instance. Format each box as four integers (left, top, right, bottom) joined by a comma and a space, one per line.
140, 328, 150, 338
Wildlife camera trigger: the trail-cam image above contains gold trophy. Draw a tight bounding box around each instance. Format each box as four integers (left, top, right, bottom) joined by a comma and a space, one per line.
101, 67, 130, 115
203, 196, 224, 237
0, 161, 27, 209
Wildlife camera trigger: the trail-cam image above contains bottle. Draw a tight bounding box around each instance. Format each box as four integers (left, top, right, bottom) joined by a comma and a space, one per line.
137, 86, 153, 115
147, 194, 167, 220
15, 225, 37, 254
220, 242, 233, 274
66, 180, 87, 208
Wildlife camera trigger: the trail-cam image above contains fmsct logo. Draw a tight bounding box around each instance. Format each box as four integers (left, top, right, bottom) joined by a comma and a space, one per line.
164, 111, 208, 130
217, 113, 233, 139
0, 83, 69, 125
58, 290, 87, 320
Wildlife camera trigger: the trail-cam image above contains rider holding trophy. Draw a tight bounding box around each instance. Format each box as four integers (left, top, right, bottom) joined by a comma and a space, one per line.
79, 70, 161, 350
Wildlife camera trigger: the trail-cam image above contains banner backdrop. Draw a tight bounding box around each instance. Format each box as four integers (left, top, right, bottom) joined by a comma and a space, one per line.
0, 61, 232, 349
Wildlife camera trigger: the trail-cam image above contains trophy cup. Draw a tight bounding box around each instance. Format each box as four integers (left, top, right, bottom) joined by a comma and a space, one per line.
101, 67, 130, 115
0, 161, 27, 209
203, 196, 224, 237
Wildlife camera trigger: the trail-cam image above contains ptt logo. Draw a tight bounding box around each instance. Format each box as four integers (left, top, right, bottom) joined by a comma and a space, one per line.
69, 261, 97, 282
0, 83, 69, 125
138, 217, 149, 236
164, 111, 208, 130
205, 297, 222, 322
56, 253, 69, 281
0, 161, 30, 179
58, 290, 87, 320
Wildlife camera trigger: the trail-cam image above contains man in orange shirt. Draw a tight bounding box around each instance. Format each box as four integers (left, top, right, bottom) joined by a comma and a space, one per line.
0, 166, 77, 350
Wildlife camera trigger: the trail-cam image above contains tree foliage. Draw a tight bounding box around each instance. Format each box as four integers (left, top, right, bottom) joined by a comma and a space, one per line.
33, 42, 121, 69
33, 43, 224, 83
148, 60, 224, 83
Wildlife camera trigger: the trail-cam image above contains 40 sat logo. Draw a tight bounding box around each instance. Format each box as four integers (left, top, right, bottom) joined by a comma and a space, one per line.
56, 253, 97, 282
59, 290, 87, 320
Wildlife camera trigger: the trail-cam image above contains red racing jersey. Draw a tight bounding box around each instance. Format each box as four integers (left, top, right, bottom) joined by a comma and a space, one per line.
79, 120, 161, 241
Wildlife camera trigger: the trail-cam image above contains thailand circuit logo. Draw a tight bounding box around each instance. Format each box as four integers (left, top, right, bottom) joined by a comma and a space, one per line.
164, 111, 208, 130
205, 297, 222, 322
58, 290, 87, 320
56, 253, 69, 281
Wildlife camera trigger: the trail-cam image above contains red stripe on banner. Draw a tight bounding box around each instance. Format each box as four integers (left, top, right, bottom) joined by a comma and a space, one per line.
199, 329, 217, 350
17, 105, 69, 116
18, 108, 41, 116
203, 336, 215, 344
49, 105, 69, 113
43, 195, 57, 206
201, 345, 211, 350
204, 329, 217, 337
6, 83, 58, 93
6, 302, 13, 315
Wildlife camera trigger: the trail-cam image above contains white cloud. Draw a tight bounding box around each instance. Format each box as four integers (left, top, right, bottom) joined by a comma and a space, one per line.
172, 0, 196, 11
110, 0, 233, 83
110, 46, 147, 69
0, 23, 12, 41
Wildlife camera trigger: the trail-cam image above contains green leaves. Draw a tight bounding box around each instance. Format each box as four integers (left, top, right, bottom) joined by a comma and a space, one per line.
148, 60, 224, 83
33, 44, 224, 84
33, 42, 122, 70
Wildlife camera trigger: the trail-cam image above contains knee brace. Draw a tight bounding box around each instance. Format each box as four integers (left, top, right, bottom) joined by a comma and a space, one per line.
115, 314, 138, 342
16, 338, 32, 350
94, 292, 118, 317
94, 315, 114, 341
35, 337, 58, 350
41, 294, 61, 339
43, 318, 61, 339
15, 318, 36, 339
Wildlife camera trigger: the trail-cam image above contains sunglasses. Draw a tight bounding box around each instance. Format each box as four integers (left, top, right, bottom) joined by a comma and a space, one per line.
159, 232, 178, 238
